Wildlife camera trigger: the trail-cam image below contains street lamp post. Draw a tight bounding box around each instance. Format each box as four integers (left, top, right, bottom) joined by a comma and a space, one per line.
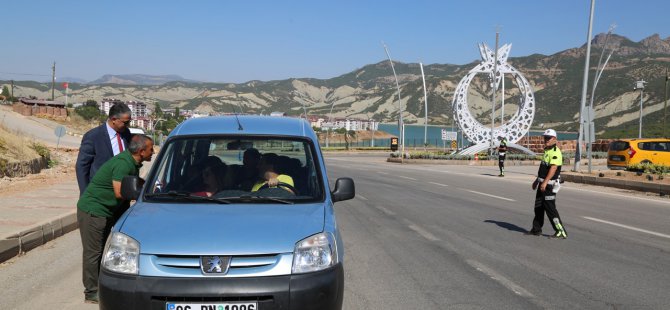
635, 80, 646, 138
574, 0, 596, 172
382, 42, 404, 155
586, 25, 616, 174
664, 69, 669, 137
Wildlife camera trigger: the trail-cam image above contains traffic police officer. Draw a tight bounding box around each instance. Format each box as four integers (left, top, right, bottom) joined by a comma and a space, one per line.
498, 136, 508, 177
527, 129, 567, 239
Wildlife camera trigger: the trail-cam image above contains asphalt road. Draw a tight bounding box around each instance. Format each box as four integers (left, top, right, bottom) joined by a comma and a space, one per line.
1, 153, 669, 309
0, 105, 82, 148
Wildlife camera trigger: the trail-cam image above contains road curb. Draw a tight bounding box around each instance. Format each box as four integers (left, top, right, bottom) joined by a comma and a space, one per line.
0, 211, 78, 263
561, 173, 670, 196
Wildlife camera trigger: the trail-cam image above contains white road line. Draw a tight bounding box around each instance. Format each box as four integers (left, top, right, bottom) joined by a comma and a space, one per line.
398, 175, 417, 180
582, 217, 670, 239
466, 260, 534, 298
429, 182, 449, 187
400, 219, 439, 241
407, 224, 440, 241
466, 190, 516, 202
375, 205, 396, 216
378, 171, 389, 175
358, 194, 368, 201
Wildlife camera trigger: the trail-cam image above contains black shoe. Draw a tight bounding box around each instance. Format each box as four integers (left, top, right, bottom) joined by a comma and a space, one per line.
84, 293, 99, 304
525, 230, 541, 236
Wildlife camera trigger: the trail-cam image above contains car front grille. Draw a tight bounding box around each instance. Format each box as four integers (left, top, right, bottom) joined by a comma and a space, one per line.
140, 253, 293, 277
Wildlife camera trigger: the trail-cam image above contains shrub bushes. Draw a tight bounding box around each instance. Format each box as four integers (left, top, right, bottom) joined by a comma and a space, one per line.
627, 163, 670, 175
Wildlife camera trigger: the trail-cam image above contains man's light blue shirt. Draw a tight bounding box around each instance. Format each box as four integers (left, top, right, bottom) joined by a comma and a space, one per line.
106, 122, 125, 156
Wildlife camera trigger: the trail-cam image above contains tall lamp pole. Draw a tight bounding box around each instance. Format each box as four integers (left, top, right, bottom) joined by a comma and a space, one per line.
382, 42, 404, 154
664, 69, 669, 137
587, 25, 616, 174
489, 30, 499, 157
420, 62, 428, 147
635, 80, 646, 138
574, 0, 596, 172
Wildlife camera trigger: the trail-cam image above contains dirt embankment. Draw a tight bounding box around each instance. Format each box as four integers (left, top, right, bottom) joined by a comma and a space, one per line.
0, 147, 77, 197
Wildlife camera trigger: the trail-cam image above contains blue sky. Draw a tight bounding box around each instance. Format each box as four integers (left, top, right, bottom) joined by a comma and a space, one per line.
2, 0, 669, 83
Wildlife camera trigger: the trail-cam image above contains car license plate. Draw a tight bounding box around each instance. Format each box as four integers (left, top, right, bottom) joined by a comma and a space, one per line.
166, 302, 257, 310
609, 155, 624, 161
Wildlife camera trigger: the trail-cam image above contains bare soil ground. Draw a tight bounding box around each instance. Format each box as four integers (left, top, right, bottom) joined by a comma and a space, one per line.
0, 147, 78, 197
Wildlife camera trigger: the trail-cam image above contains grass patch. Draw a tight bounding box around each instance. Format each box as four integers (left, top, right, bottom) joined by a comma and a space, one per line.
0, 124, 39, 162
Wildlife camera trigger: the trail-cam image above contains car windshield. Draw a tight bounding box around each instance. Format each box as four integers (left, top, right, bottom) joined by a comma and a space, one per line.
145, 136, 324, 203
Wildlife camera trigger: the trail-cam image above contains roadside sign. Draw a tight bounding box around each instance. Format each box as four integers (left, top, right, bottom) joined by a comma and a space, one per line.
390, 137, 399, 151
54, 125, 67, 150
451, 140, 457, 149
442, 129, 457, 141
54, 125, 67, 137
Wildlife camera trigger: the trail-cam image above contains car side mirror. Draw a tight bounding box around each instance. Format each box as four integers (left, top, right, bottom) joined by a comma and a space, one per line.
121, 176, 141, 201
331, 177, 355, 203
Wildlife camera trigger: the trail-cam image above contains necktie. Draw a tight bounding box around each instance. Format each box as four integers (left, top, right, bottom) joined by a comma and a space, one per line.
117, 134, 124, 153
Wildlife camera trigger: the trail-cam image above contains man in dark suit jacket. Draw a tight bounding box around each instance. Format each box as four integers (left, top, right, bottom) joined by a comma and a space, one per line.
76, 103, 133, 195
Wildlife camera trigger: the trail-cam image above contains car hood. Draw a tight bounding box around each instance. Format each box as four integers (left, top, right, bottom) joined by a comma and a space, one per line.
118, 202, 325, 255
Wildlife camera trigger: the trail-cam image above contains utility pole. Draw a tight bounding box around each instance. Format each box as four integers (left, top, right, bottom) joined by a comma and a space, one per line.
574, 0, 595, 172
489, 29, 499, 157
51, 62, 56, 101
10, 80, 14, 99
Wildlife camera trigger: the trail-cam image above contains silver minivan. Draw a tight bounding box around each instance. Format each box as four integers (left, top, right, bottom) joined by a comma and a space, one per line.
98, 116, 355, 310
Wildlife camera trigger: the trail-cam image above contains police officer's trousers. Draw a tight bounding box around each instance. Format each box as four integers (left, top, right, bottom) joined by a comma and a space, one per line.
531, 185, 566, 234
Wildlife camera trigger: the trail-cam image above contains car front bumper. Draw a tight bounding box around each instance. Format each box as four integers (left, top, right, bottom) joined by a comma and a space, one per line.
99, 263, 343, 310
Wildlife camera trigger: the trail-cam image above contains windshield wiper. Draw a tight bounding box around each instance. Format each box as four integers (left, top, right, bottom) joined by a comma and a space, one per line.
145, 191, 231, 204
225, 196, 294, 204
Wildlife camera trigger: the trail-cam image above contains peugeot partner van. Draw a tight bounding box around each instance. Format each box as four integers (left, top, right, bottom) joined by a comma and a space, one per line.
98, 116, 354, 310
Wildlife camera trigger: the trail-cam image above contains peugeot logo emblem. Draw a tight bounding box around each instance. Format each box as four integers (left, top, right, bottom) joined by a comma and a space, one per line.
200, 256, 231, 275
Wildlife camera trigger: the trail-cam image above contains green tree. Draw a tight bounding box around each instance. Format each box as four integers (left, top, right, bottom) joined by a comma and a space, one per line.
1, 86, 11, 101
153, 103, 163, 119
85, 99, 98, 107
75, 105, 104, 121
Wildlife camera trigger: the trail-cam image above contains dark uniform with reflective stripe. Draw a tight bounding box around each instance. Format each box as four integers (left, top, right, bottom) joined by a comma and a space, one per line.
530, 145, 567, 237
498, 138, 507, 176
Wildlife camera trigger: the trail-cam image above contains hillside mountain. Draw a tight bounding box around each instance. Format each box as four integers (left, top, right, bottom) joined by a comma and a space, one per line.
88, 74, 200, 85
3, 33, 670, 138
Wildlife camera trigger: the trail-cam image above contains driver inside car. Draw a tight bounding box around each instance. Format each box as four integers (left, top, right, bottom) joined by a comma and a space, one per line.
251, 153, 295, 194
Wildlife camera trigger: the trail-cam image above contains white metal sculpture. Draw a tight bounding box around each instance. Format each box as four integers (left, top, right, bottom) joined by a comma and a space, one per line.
452, 43, 536, 155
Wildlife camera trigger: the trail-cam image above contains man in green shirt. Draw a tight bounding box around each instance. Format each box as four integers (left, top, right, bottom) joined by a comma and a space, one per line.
527, 129, 567, 239
76, 134, 154, 303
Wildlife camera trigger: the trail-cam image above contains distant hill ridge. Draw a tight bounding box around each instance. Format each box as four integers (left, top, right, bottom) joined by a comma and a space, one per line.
3, 33, 670, 138
88, 74, 200, 85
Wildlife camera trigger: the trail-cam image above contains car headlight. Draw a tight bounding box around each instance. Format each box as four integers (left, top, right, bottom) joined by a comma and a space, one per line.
292, 232, 338, 274
102, 232, 140, 275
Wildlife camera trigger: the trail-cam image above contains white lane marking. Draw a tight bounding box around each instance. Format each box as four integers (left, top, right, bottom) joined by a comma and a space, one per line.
358, 194, 368, 201
582, 217, 670, 239
466, 260, 534, 298
375, 205, 396, 216
378, 171, 389, 175
398, 175, 417, 180
403, 219, 440, 241
429, 182, 449, 187
466, 190, 516, 202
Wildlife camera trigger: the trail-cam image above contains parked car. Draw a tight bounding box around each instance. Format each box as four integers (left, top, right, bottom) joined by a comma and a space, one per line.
607, 138, 670, 169
129, 127, 146, 135
98, 116, 355, 310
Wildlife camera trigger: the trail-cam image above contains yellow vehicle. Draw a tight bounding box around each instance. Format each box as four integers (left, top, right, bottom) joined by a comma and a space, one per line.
607, 138, 670, 169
